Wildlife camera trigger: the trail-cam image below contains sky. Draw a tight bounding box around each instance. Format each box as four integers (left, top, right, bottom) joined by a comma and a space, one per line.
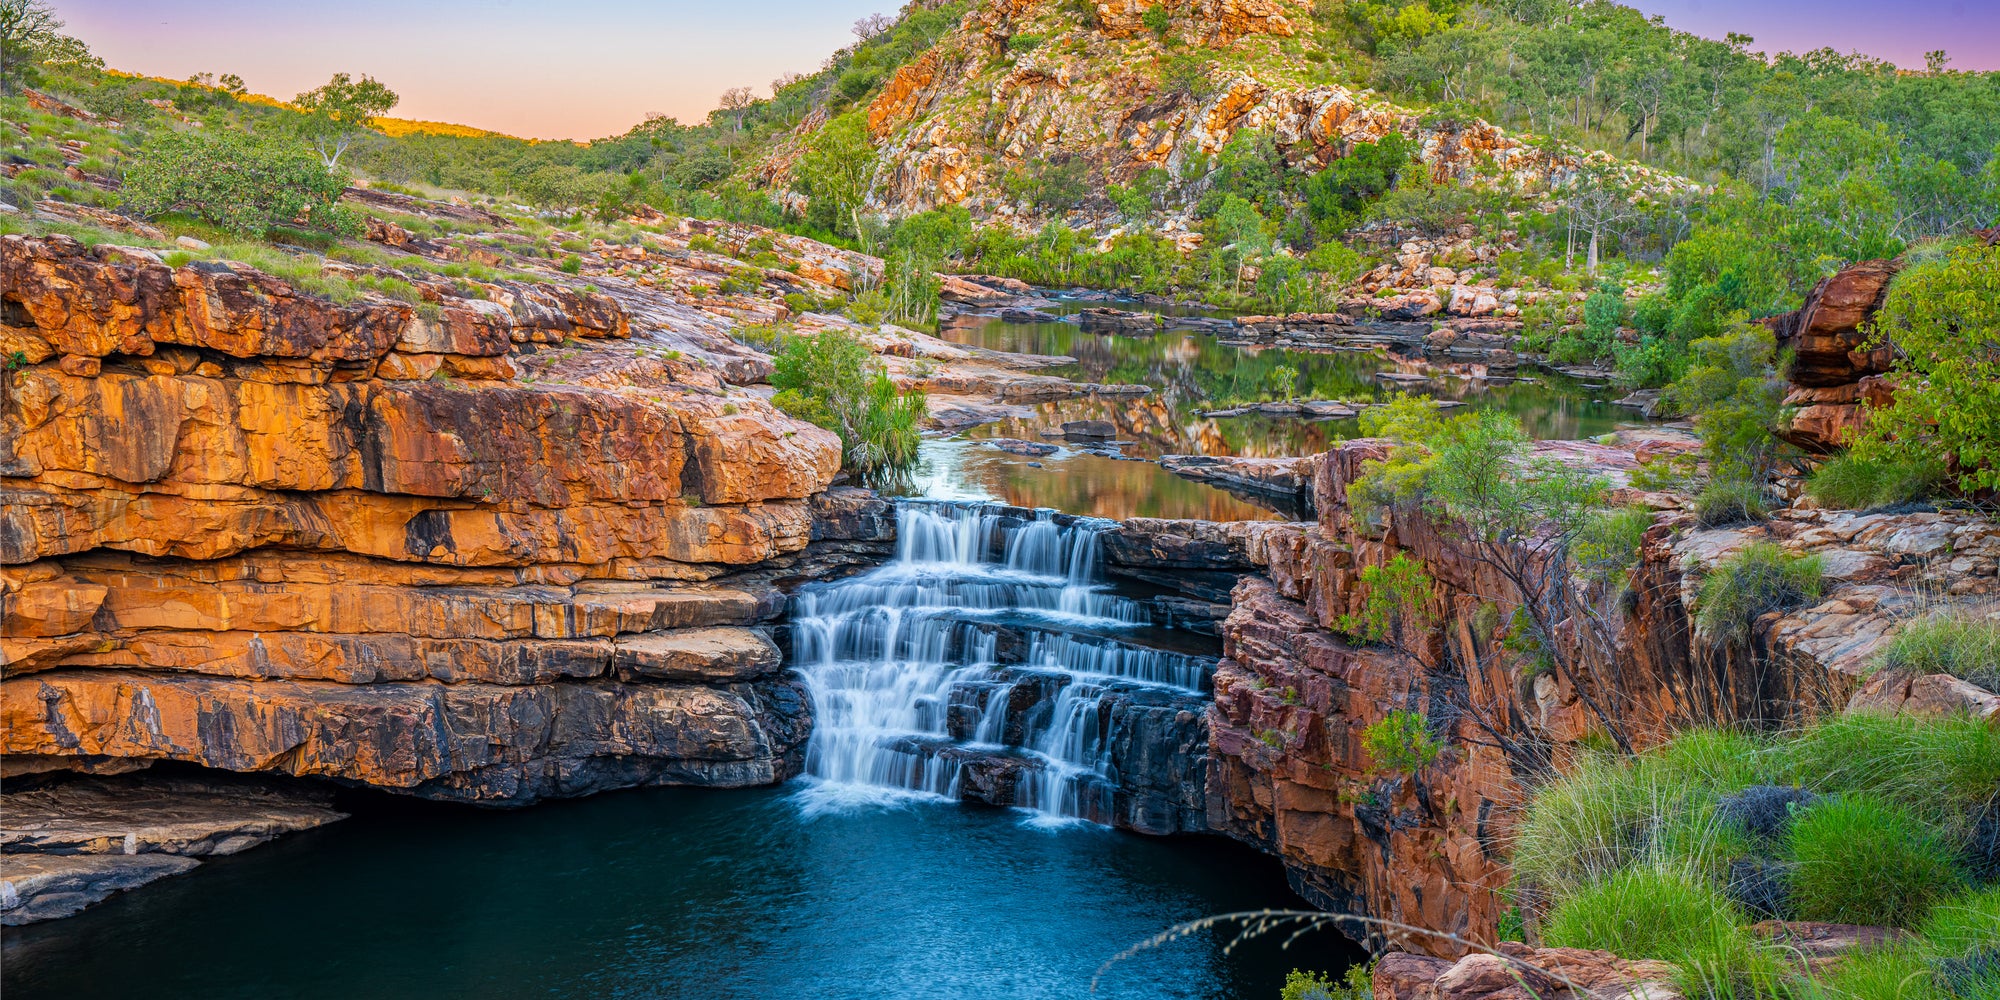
48, 0, 2000, 142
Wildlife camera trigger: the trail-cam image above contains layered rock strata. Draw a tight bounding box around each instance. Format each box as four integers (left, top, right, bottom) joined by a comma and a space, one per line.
1, 234, 841, 802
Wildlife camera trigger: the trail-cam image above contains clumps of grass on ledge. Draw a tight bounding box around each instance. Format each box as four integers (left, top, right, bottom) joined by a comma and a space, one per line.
1807, 452, 1947, 511
1695, 479, 1771, 527
1513, 714, 2000, 1000
1692, 543, 1824, 642
1883, 609, 2000, 692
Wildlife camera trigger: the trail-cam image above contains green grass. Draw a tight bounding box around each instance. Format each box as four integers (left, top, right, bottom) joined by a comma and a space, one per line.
1772, 713, 2000, 826
1696, 479, 1771, 527
1543, 867, 1749, 961
1883, 611, 2000, 692
1693, 543, 1825, 642
1788, 793, 1966, 928
1808, 453, 1946, 511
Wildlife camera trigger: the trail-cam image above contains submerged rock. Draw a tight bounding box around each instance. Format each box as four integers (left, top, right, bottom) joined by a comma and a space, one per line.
1, 854, 200, 925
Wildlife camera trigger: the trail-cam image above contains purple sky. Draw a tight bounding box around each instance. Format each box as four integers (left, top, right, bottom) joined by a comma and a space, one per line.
1624, 0, 2000, 71
47, 1, 2000, 141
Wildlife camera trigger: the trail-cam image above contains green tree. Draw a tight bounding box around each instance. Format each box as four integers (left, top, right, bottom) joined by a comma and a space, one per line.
123, 127, 353, 236
796, 112, 876, 238
1851, 240, 2000, 493
293, 72, 399, 171
0, 0, 60, 94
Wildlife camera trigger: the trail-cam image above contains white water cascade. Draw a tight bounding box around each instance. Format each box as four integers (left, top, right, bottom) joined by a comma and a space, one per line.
789, 501, 1215, 826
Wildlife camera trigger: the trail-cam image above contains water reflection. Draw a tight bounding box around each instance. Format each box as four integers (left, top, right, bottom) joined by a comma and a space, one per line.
921, 300, 1643, 520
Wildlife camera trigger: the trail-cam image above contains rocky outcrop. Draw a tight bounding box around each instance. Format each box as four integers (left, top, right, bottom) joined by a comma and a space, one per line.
1374, 945, 1677, 1000
1, 774, 346, 924
1204, 436, 2000, 956
1, 234, 840, 803
1767, 258, 1900, 452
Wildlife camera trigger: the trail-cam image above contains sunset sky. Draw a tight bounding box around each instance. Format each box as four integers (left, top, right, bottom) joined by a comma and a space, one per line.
48, 0, 2000, 141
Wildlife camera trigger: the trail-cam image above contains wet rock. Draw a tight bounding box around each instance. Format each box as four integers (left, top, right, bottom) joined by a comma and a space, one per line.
999, 307, 1062, 324
1075, 307, 1163, 335
988, 437, 1059, 456
1060, 419, 1116, 439
610, 627, 782, 682
1, 775, 346, 857
1, 853, 200, 925
1160, 454, 1321, 515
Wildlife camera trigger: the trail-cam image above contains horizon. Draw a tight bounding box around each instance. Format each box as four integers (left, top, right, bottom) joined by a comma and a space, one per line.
43, 0, 2000, 141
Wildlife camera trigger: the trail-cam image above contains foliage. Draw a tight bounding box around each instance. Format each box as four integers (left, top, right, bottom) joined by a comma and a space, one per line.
1361, 710, 1443, 775
1572, 507, 1653, 585
1280, 962, 1373, 1000
1542, 868, 1752, 969
1806, 452, 1945, 511
1338, 553, 1437, 650
1788, 793, 1966, 928
123, 127, 353, 237
0, 0, 62, 93
795, 112, 876, 238
1849, 242, 2000, 494
1693, 480, 1769, 528
768, 331, 924, 481
292, 72, 398, 170
1882, 611, 2000, 693
1663, 323, 1790, 485
1691, 543, 1823, 642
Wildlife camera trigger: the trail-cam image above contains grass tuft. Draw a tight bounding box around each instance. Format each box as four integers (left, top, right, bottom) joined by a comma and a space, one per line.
1787, 793, 1966, 928
1693, 543, 1824, 642
1883, 611, 2000, 692
1808, 452, 1946, 511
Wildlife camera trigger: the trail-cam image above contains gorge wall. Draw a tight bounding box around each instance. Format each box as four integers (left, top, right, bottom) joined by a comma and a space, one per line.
1203, 437, 2000, 955
0, 234, 843, 803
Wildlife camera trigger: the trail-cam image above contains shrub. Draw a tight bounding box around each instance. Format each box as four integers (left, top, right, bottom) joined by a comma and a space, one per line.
1884, 611, 2000, 692
123, 127, 352, 236
1775, 713, 2000, 825
768, 330, 924, 482
1337, 554, 1436, 649
1281, 963, 1373, 1000
1692, 543, 1823, 642
1695, 479, 1770, 527
1361, 710, 1442, 774
1787, 793, 1966, 927
1806, 452, 1945, 510
1573, 507, 1654, 585
1851, 242, 2000, 494
1542, 868, 1749, 966
559, 254, 582, 274
1006, 32, 1044, 52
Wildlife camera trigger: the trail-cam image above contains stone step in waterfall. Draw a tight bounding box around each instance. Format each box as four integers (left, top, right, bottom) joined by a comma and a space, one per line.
788, 500, 1213, 833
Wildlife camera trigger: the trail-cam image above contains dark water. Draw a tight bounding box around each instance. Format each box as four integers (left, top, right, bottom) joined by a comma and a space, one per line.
1, 785, 1363, 1000
920, 298, 1639, 520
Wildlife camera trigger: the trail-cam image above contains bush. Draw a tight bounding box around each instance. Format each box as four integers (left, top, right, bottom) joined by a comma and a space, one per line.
1695, 479, 1770, 527
1851, 242, 2000, 494
1773, 713, 2000, 825
1281, 963, 1373, 1000
123, 127, 352, 236
1692, 543, 1823, 642
1883, 611, 2000, 692
1542, 868, 1750, 966
1806, 452, 1945, 510
1361, 710, 1442, 775
1788, 793, 1966, 927
768, 330, 924, 482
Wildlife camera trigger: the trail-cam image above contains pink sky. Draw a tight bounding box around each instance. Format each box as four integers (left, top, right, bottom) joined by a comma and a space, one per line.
48, 0, 2000, 141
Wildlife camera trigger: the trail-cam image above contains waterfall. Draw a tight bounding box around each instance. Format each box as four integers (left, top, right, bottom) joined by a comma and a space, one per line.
791, 501, 1215, 825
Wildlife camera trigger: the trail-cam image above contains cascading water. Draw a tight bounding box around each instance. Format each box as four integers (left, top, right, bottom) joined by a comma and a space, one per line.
789, 501, 1215, 826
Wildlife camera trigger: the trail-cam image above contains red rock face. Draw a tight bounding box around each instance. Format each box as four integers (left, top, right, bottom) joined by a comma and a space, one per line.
1, 235, 840, 801
1766, 258, 1899, 451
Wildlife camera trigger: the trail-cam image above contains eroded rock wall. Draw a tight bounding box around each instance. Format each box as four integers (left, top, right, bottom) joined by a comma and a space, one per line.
1204, 437, 2000, 955
1, 235, 843, 802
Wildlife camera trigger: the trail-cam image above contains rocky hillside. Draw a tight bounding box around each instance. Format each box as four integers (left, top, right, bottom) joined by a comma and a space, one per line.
758, 0, 1690, 227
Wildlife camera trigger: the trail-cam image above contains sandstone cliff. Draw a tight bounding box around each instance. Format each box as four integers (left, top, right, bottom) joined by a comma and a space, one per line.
1, 234, 844, 802
1204, 436, 2000, 955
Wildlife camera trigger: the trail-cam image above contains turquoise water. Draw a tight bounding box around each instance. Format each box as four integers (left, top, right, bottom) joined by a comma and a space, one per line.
1, 783, 1364, 1000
